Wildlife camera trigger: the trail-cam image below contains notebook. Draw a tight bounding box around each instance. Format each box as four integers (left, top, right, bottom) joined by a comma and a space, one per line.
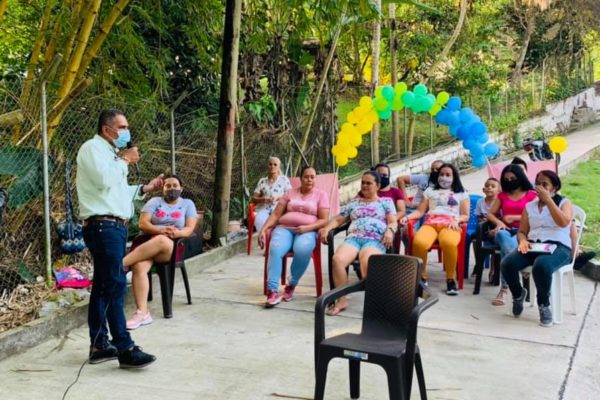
529, 243, 557, 254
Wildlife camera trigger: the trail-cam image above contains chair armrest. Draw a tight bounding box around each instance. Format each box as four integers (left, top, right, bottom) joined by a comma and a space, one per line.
327, 221, 350, 245
314, 280, 366, 344
406, 291, 438, 352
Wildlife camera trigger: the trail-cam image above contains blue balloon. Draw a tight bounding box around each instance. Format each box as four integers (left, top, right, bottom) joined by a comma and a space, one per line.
446, 96, 462, 111
449, 124, 460, 137
456, 125, 470, 140
471, 143, 485, 156
435, 109, 450, 125
447, 111, 460, 126
463, 139, 477, 150
478, 132, 489, 144
469, 121, 487, 138
484, 142, 500, 157
472, 154, 487, 168
459, 108, 475, 123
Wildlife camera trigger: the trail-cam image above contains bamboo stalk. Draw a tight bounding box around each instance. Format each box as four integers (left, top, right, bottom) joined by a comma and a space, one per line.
57, 0, 101, 100
0, 0, 8, 25
62, 0, 84, 65
76, 0, 131, 82
19, 0, 56, 109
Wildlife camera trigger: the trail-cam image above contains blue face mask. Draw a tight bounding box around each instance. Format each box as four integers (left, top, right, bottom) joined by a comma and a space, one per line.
113, 129, 131, 149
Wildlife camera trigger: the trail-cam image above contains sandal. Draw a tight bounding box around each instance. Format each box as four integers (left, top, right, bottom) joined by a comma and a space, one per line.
326, 303, 348, 316
492, 287, 508, 306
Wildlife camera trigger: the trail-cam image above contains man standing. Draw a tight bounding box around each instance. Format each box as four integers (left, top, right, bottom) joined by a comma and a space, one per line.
77, 109, 163, 368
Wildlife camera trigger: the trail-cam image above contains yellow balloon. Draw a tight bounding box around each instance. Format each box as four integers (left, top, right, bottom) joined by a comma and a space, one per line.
428, 103, 442, 116
357, 119, 372, 135
367, 110, 379, 125
548, 136, 568, 154
347, 146, 358, 159
331, 144, 341, 156
349, 132, 362, 147
337, 133, 350, 148
336, 154, 349, 167
347, 111, 359, 124
359, 96, 373, 109
341, 122, 354, 132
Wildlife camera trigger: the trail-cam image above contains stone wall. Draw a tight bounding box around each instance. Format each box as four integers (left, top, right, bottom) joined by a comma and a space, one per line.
338, 87, 599, 203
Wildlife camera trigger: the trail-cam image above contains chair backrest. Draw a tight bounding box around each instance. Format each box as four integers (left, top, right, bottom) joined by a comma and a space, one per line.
487, 159, 557, 183
361, 254, 421, 334
467, 194, 483, 235
289, 173, 340, 216
571, 204, 586, 258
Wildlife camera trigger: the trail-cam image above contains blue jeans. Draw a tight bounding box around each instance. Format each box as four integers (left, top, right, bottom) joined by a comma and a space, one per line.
495, 228, 519, 286
83, 220, 134, 351
267, 227, 317, 291
501, 243, 572, 306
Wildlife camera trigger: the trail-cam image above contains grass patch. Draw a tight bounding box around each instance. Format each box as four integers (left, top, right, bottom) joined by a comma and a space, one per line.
561, 151, 600, 251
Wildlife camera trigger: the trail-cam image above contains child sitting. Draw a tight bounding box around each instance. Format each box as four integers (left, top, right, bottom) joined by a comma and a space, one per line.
476, 178, 500, 222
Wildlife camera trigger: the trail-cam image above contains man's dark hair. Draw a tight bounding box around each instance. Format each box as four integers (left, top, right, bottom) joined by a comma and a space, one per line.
500, 164, 533, 193
163, 174, 183, 186
372, 163, 391, 176
433, 163, 465, 193
97, 109, 125, 136
510, 156, 528, 171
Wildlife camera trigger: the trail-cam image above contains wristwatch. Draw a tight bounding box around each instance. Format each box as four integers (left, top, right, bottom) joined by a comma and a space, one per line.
139, 186, 145, 196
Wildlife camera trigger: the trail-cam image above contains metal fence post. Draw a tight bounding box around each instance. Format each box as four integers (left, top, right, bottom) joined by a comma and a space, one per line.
170, 108, 176, 174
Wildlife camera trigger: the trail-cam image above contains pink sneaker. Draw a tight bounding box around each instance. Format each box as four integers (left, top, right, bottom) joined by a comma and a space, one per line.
281, 285, 296, 302
265, 290, 282, 308
126, 310, 153, 330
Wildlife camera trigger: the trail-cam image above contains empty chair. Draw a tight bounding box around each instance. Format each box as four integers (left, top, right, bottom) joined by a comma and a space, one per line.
314, 254, 438, 400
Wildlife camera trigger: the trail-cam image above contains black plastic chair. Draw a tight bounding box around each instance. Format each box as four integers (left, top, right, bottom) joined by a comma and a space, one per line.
147, 237, 192, 318
314, 254, 438, 400
472, 221, 501, 294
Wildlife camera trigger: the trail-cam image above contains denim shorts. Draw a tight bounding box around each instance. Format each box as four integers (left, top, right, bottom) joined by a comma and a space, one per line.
344, 237, 386, 253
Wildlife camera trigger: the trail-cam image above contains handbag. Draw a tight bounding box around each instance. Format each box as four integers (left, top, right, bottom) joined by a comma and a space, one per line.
56, 160, 86, 254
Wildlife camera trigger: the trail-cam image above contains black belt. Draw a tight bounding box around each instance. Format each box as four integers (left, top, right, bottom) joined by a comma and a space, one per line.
85, 215, 128, 226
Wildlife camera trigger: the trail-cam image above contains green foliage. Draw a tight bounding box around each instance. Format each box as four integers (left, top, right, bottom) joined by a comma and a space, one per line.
245, 95, 277, 124
0, 146, 53, 208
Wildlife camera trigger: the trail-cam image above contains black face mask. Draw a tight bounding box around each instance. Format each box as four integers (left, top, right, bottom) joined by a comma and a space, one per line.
502, 179, 520, 192
165, 189, 182, 202
380, 176, 390, 188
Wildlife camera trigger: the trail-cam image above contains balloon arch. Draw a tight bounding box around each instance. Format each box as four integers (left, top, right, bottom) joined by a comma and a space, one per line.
331, 83, 500, 168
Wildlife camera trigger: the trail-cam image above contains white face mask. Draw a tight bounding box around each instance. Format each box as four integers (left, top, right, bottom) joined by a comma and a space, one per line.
438, 176, 453, 189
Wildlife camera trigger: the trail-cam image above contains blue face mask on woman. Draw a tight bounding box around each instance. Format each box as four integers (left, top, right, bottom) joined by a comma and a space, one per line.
113, 129, 131, 149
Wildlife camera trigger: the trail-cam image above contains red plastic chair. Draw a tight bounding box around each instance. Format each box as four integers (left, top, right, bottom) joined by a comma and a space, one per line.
262, 228, 323, 297
406, 220, 467, 290
247, 203, 256, 255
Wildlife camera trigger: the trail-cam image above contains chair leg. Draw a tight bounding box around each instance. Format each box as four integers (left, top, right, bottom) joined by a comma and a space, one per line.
180, 264, 192, 305
157, 264, 174, 318
281, 257, 287, 286
567, 270, 576, 315
147, 271, 154, 302
551, 271, 563, 324
313, 250, 323, 297
415, 352, 428, 400
314, 355, 331, 400
385, 362, 406, 400
349, 359, 360, 399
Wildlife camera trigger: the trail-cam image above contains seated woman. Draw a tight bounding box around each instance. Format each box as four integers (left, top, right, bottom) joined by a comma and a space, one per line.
400, 163, 469, 296
258, 166, 329, 308
123, 175, 198, 329
251, 156, 292, 233
502, 170, 573, 327
320, 171, 397, 316
486, 164, 536, 305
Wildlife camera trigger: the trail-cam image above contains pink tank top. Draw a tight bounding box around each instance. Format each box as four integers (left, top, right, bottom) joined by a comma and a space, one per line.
497, 190, 537, 228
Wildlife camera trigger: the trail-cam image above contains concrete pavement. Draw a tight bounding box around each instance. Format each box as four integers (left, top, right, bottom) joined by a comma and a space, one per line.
0, 124, 599, 400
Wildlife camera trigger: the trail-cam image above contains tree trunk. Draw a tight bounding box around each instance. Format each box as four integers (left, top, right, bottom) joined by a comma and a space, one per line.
389, 3, 400, 158
407, 114, 416, 156
211, 0, 242, 246
424, 0, 468, 80
292, 18, 343, 175
370, 0, 381, 165
511, 11, 535, 85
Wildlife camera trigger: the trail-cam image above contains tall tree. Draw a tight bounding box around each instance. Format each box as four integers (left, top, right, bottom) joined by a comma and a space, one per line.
370, 0, 382, 165
211, 0, 242, 245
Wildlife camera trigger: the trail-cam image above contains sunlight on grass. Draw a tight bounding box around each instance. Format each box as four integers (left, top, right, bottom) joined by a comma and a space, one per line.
562, 151, 600, 251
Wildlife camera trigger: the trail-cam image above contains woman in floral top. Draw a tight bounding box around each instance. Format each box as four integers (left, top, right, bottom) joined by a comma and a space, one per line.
319, 171, 398, 316
251, 156, 292, 233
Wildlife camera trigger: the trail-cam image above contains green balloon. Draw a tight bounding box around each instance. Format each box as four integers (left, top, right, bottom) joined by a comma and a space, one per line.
414, 84, 428, 96
382, 85, 395, 101
378, 108, 392, 120
374, 97, 389, 111
401, 91, 415, 107
375, 86, 383, 99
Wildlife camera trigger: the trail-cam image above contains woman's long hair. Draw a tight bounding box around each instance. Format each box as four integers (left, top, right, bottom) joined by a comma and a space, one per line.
433, 163, 465, 193
500, 164, 533, 193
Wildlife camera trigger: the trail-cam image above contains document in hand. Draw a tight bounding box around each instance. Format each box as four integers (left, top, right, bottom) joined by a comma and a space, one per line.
529, 243, 557, 254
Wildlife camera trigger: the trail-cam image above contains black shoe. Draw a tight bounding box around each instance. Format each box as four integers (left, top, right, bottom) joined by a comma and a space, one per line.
512, 287, 528, 317
118, 345, 157, 369
89, 344, 118, 364
446, 280, 458, 296
574, 251, 596, 270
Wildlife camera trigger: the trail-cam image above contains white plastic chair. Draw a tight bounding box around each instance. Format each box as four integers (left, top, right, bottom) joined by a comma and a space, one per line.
507, 205, 585, 324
